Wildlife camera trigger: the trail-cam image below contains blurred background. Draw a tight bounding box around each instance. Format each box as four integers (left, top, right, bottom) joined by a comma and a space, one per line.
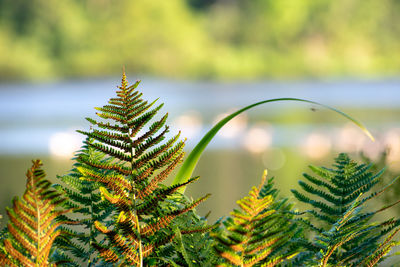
1, 0, 400, 225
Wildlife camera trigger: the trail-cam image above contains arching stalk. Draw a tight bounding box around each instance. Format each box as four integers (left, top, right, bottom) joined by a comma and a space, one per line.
172, 98, 374, 193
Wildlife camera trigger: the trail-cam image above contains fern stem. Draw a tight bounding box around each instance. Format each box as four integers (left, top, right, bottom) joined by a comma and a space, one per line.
131, 124, 143, 267
134, 194, 143, 267
32, 170, 41, 266
89, 189, 95, 267
320, 245, 337, 267
89, 147, 95, 267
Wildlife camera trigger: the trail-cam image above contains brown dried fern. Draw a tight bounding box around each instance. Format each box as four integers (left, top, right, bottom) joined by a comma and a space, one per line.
0, 160, 73, 267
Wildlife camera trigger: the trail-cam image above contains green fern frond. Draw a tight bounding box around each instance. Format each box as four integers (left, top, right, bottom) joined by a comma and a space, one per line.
53, 140, 116, 266
159, 194, 220, 266
68, 72, 211, 266
0, 160, 74, 267
293, 153, 400, 266
305, 195, 400, 267
315, 197, 365, 266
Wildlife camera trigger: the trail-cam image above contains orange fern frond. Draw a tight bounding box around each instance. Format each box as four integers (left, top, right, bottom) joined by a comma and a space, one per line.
213, 171, 300, 267
1, 160, 73, 267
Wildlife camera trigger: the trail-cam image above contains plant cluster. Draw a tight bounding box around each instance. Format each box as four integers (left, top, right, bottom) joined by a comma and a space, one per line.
1, 74, 400, 266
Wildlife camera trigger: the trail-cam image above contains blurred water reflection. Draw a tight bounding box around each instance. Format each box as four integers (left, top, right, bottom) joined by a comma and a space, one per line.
1, 78, 400, 222
1, 78, 400, 153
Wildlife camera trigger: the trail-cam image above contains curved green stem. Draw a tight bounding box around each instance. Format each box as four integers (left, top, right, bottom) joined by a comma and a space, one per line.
172, 98, 374, 193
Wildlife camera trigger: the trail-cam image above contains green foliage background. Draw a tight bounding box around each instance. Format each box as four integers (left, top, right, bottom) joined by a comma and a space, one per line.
1, 0, 400, 81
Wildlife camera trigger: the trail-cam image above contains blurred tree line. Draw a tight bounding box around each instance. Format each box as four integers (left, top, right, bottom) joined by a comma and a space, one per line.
0, 0, 399, 81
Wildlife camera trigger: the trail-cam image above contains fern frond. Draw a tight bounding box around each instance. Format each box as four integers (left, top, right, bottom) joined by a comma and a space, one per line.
137, 152, 184, 199
85, 117, 129, 133
0, 160, 74, 267
213, 171, 302, 267
293, 153, 400, 266
67, 72, 211, 266
54, 140, 116, 266
137, 176, 201, 215
140, 194, 210, 237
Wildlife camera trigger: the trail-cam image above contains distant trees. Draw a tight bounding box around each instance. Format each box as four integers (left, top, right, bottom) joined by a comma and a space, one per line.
0, 0, 399, 80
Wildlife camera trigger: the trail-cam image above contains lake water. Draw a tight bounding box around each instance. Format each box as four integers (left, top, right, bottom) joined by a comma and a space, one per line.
1, 77, 400, 222
1, 77, 400, 154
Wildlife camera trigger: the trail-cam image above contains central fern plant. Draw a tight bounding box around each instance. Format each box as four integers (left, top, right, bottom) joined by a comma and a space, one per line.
57, 73, 211, 266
